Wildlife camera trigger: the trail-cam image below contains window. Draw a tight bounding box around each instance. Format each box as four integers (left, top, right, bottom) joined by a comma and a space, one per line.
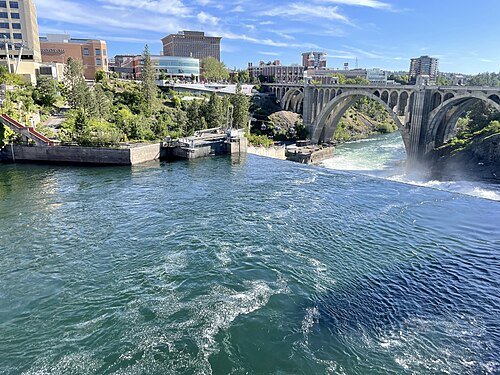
13, 32, 21, 39
9, 1, 18, 8
95, 48, 100, 56
11, 22, 20, 29
83, 47, 89, 55
102, 49, 106, 56
96, 58, 101, 66
0, 22, 8, 28
0, 12, 7, 18
0, 2, 6, 8
10, 12, 19, 19
0, 32, 9, 39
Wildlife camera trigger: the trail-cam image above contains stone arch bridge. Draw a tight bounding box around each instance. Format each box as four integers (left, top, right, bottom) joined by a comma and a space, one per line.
266, 83, 500, 162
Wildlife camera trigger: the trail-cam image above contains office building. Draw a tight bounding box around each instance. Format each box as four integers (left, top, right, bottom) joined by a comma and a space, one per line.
162, 31, 221, 62
257, 60, 304, 83
111, 54, 200, 81
302, 51, 327, 69
139, 55, 200, 81
409, 55, 438, 84
109, 54, 140, 80
367, 68, 388, 84
0, 0, 41, 83
40, 34, 108, 80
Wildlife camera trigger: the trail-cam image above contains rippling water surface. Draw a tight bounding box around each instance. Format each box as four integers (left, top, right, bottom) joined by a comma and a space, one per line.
0, 156, 499, 374
321, 132, 500, 201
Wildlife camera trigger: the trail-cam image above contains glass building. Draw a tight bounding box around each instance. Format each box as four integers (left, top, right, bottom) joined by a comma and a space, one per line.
142, 55, 200, 80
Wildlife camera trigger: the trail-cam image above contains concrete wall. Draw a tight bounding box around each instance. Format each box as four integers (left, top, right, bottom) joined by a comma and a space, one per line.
287, 147, 334, 164
247, 145, 286, 160
1, 143, 161, 165
130, 143, 161, 164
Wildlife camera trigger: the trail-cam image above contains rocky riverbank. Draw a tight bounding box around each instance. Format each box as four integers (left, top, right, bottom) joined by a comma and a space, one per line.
428, 133, 500, 183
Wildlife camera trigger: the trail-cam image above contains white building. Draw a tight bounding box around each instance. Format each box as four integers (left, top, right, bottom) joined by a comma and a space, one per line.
367, 68, 388, 85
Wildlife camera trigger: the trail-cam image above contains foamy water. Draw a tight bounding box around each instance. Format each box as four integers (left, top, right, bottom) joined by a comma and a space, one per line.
321, 133, 500, 201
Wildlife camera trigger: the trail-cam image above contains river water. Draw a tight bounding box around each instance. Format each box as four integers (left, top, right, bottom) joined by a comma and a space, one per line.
0, 154, 499, 374
322, 132, 500, 201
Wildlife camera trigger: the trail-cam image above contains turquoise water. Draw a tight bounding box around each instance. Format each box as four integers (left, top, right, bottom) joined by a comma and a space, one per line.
0, 156, 499, 374
322, 132, 500, 201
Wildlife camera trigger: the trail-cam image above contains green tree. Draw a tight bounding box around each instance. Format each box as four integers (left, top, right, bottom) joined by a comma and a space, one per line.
436, 75, 452, 86
205, 92, 224, 128
230, 84, 250, 130
141, 44, 159, 116
466, 72, 500, 87
64, 58, 89, 111
336, 73, 346, 84
90, 84, 112, 120
186, 99, 202, 132
95, 70, 107, 83
32, 77, 58, 107
201, 57, 229, 82
0, 124, 5, 147
239, 69, 250, 83
345, 76, 370, 85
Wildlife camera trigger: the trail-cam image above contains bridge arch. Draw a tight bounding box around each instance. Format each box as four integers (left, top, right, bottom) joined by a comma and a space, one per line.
281, 88, 304, 112
311, 91, 409, 152
427, 94, 500, 151
398, 92, 409, 116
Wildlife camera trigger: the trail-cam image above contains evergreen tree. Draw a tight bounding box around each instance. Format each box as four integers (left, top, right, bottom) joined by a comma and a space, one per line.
91, 84, 112, 120
186, 100, 201, 132
141, 44, 159, 116
205, 92, 224, 128
64, 58, 89, 111
230, 84, 250, 129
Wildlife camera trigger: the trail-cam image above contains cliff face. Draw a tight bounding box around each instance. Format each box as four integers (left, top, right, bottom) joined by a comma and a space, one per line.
428, 133, 500, 183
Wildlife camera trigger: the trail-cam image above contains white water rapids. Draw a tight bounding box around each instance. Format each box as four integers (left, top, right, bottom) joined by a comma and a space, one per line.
320, 132, 500, 201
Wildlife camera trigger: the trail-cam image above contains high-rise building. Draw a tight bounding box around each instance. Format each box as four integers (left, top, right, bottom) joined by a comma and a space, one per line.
39, 34, 109, 80
409, 55, 438, 84
0, 0, 42, 82
302, 51, 327, 69
161, 31, 221, 62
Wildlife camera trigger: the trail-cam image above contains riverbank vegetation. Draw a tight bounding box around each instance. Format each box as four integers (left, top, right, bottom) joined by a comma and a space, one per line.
0, 46, 251, 147
438, 102, 500, 154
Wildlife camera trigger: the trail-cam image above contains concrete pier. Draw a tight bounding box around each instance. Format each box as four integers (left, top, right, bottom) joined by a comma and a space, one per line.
0, 143, 161, 166
161, 129, 247, 161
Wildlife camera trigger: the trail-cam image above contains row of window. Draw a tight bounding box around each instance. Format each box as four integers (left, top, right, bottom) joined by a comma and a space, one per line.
95, 58, 108, 66
0, 22, 20, 29
0, 2, 19, 9
0, 12, 19, 19
0, 31, 22, 39
83, 47, 107, 56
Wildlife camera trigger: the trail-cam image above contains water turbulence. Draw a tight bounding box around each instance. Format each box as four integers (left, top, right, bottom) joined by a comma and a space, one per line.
321, 132, 500, 201
0, 156, 499, 374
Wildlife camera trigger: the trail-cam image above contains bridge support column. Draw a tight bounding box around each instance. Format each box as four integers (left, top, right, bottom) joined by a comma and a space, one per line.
303, 85, 315, 139
407, 88, 433, 164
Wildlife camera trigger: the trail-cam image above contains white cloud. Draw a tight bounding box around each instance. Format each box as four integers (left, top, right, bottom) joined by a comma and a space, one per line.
35, 0, 182, 34
197, 11, 220, 25
231, 5, 244, 12
98, 0, 190, 16
259, 51, 280, 56
318, 0, 392, 10
264, 4, 350, 23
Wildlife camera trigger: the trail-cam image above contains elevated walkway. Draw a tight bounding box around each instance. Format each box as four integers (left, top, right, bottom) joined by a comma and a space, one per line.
0, 114, 53, 146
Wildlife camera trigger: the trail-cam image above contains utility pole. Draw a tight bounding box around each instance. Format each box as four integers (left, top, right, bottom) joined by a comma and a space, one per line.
4, 38, 12, 73
14, 42, 25, 75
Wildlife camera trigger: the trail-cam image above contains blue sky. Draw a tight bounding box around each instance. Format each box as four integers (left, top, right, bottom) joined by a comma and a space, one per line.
34, 0, 500, 74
